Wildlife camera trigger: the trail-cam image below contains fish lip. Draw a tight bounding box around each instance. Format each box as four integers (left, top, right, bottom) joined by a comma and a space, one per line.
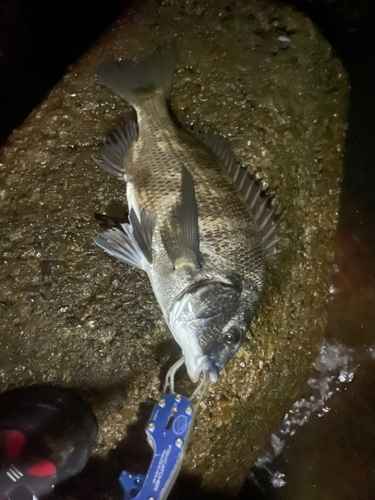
186, 356, 206, 383
203, 357, 220, 383
186, 356, 220, 383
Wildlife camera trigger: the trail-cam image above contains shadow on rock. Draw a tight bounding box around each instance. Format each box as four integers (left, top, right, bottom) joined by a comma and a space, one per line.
47, 400, 154, 500
50, 463, 269, 500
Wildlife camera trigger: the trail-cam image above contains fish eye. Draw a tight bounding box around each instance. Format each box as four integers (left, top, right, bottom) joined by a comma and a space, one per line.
224, 327, 241, 346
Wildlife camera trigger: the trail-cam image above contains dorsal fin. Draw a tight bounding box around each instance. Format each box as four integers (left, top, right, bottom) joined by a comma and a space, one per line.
180, 114, 280, 259
93, 120, 138, 179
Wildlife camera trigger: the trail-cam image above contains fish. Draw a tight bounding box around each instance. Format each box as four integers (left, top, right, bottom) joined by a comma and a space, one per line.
93, 43, 279, 384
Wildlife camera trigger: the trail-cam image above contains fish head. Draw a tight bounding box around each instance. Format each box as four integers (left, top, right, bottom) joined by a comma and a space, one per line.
169, 277, 259, 383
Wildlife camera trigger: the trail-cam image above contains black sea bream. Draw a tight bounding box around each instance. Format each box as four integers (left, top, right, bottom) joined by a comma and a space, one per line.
93, 44, 279, 384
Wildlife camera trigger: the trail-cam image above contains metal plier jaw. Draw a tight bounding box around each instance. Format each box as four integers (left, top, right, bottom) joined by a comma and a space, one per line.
119, 359, 211, 500
118, 393, 194, 500
119, 356, 210, 500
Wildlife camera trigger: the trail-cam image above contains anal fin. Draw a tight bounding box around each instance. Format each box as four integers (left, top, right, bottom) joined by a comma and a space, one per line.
93, 120, 138, 179
94, 208, 156, 270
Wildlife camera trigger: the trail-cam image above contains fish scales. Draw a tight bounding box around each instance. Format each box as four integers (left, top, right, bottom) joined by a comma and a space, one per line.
132, 93, 264, 284
93, 43, 279, 383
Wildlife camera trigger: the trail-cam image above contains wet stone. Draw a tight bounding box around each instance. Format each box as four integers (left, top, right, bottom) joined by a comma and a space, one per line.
0, 0, 348, 497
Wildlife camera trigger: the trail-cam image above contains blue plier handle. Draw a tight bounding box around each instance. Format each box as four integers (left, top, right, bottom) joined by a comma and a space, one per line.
119, 394, 194, 500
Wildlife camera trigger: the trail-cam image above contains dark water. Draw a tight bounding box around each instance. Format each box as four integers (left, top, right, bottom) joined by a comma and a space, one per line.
244, 1, 375, 498
1, 0, 375, 499
0, 0, 127, 145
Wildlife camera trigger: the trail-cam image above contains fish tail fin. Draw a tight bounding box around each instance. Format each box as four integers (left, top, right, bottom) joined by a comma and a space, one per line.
97, 42, 178, 106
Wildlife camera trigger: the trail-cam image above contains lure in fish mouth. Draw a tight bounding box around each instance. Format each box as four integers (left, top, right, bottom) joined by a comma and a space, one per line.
93, 43, 279, 384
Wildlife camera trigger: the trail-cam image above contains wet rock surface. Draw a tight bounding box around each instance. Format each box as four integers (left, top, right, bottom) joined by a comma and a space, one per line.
0, 0, 348, 497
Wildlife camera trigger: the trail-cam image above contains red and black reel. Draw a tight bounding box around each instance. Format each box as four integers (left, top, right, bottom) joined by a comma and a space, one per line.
0, 386, 97, 500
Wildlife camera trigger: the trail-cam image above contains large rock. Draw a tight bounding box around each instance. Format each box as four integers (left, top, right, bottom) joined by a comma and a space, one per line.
0, 0, 347, 497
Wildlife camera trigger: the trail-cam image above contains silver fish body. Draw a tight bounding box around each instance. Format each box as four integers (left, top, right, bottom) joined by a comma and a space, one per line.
94, 44, 279, 383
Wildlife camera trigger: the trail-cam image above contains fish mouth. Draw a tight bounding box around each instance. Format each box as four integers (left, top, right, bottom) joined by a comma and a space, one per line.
186, 356, 220, 383
203, 357, 220, 383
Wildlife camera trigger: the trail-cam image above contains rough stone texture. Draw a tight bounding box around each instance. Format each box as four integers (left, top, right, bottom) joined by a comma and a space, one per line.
0, 0, 347, 497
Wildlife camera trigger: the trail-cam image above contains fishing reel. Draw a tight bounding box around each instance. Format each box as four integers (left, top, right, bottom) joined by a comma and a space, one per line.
0, 385, 97, 500
0, 362, 208, 500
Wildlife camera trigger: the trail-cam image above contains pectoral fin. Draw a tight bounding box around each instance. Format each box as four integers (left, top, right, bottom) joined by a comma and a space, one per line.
161, 164, 202, 269
129, 208, 157, 265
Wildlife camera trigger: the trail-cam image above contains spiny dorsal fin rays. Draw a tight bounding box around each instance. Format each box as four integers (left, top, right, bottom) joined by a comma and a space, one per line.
161, 164, 202, 269
262, 216, 281, 245
178, 112, 280, 260
93, 207, 156, 270
258, 205, 276, 231
253, 197, 268, 222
